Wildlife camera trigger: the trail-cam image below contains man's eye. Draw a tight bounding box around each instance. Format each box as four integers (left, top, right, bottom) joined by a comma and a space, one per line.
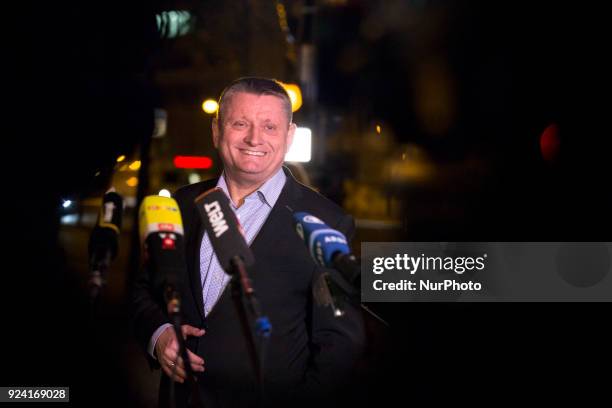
233, 122, 247, 128
264, 125, 276, 131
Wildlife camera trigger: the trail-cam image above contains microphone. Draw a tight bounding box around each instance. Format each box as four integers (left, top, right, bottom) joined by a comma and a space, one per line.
292, 211, 361, 317
293, 212, 360, 288
138, 195, 185, 316
193, 188, 254, 271
194, 188, 269, 337
139, 195, 204, 405
88, 190, 123, 301
293, 211, 391, 326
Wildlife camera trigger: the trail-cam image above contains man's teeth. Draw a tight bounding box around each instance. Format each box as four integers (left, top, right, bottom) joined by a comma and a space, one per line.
243, 150, 265, 156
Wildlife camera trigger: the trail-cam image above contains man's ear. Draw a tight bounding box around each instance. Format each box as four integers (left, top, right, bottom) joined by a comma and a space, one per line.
286, 122, 297, 152
212, 118, 220, 148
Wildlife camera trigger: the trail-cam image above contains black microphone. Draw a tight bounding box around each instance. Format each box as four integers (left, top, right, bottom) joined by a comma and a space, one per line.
88, 190, 123, 301
194, 188, 254, 271
195, 187, 271, 396
194, 188, 269, 337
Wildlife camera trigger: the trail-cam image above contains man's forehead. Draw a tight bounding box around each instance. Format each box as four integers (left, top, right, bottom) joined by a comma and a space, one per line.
225, 93, 287, 119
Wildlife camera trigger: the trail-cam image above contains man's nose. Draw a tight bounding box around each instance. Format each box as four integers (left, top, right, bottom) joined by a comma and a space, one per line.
244, 127, 263, 145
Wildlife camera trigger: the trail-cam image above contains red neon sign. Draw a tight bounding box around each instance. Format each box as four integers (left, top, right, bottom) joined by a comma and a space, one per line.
173, 156, 213, 169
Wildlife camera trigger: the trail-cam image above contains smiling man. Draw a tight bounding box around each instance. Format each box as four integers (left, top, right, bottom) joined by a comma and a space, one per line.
132, 77, 365, 408
212, 82, 296, 206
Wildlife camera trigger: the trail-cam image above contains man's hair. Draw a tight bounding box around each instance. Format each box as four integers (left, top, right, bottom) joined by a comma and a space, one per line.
216, 77, 293, 126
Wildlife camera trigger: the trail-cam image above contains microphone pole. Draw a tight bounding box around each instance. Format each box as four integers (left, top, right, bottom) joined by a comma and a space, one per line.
230, 255, 272, 339
228, 254, 271, 402
139, 195, 203, 408
167, 281, 202, 408
195, 188, 271, 401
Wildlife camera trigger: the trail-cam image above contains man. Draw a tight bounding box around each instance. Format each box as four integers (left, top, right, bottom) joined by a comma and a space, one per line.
131, 77, 365, 407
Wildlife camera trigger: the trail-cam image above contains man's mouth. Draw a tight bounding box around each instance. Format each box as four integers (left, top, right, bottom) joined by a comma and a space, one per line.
240, 149, 266, 157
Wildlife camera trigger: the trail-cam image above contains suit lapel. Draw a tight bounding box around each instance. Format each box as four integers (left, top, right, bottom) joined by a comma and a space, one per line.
185, 180, 218, 322
250, 169, 303, 259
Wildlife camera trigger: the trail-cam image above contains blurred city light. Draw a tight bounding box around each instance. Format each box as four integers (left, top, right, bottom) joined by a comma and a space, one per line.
62, 199, 72, 209
158, 189, 171, 198
60, 214, 79, 226
116, 155, 126, 163
414, 58, 455, 135
126, 177, 138, 187
277, 82, 303, 112
188, 173, 202, 184
285, 127, 311, 162
202, 99, 219, 114
275, 1, 296, 61
540, 123, 560, 162
156, 10, 194, 39
174, 156, 213, 169
153, 108, 168, 138
376, 125, 382, 134
388, 144, 434, 183
129, 160, 142, 171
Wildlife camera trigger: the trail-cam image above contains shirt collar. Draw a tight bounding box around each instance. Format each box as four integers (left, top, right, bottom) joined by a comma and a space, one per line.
216, 167, 287, 209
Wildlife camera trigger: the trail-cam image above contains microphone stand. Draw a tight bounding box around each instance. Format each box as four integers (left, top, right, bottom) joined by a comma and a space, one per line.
165, 286, 203, 408
326, 266, 390, 327
88, 250, 111, 320
228, 255, 271, 405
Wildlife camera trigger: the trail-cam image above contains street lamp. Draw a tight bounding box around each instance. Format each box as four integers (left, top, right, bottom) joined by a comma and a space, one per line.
201, 99, 218, 114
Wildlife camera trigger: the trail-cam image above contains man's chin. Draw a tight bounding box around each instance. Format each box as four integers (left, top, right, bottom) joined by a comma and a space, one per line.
228, 167, 273, 185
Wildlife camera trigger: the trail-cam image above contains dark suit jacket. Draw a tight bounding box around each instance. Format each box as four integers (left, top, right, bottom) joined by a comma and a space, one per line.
131, 168, 365, 407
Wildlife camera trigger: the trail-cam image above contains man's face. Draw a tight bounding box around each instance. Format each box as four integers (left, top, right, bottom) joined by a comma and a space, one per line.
213, 92, 295, 187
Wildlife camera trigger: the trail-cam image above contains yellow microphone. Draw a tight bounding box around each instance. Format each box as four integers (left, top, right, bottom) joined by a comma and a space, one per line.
138, 195, 185, 316
139, 195, 184, 247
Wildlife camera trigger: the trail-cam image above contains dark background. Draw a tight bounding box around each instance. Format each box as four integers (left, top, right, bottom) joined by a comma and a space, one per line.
3, 0, 610, 406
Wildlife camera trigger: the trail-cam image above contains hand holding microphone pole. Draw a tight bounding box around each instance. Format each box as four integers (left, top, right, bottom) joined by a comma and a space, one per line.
155, 324, 205, 384
139, 196, 203, 407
